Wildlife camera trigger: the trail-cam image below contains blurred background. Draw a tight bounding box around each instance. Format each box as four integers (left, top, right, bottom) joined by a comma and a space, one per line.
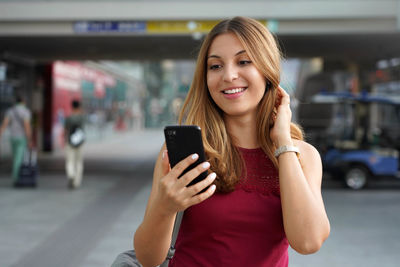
0, 0, 400, 266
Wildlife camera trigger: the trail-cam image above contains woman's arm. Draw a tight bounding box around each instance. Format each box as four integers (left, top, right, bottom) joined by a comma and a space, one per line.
23, 119, 33, 148
134, 145, 217, 267
278, 140, 330, 254
271, 87, 330, 254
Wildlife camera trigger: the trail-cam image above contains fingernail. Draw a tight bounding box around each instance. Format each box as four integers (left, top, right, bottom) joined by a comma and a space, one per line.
210, 184, 216, 191
209, 172, 216, 180
202, 162, 210, 169
162, 150, 166, 159
192, 153, 199, 160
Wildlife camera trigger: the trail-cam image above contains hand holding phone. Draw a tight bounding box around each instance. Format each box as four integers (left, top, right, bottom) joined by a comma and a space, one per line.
164, 125, 208, 187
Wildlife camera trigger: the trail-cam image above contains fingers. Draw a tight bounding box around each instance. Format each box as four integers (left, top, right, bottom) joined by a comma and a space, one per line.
186, 172, 217, 196
169, 153, 199, 178
271, 87, 292, 137
177, 161, 211, 188
277, 86, 290, 106
274, 87, 283, 108
161, 153, 217, 210
186, 183, 217, 207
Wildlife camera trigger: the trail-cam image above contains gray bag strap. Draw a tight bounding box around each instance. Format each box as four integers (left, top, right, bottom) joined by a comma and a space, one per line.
160, 211, 184, 267
111, 211, 184, 267
12, 107, 25, 128
171, 211, 184, 245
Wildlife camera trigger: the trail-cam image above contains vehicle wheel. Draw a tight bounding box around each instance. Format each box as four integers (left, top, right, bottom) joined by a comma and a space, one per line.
344, 166, 369, 190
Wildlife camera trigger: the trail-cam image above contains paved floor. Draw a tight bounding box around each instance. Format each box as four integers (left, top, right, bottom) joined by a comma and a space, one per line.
0, 130, 162, 267
1, 129, 400, 267
289, 189, 400, 267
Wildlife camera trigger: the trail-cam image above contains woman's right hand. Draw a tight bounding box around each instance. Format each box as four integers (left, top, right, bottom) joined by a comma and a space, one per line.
155, 150, 217, 216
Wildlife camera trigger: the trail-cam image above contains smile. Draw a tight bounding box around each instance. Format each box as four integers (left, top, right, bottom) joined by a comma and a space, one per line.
222, 87, 247, 94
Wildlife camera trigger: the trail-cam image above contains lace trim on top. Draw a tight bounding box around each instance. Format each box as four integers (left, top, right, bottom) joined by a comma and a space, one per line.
236, 147, 280, 196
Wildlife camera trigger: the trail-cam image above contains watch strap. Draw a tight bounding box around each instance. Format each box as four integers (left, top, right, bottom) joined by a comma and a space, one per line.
274, 145, 300, 158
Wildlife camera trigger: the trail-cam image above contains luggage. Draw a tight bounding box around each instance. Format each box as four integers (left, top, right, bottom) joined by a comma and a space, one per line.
14, 149, 38, 188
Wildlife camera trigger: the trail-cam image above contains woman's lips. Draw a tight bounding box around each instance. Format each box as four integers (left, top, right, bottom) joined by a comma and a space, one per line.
221, 87, 247, 99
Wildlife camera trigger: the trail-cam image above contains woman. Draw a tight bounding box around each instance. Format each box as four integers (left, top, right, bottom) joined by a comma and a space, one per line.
134, 16, 330, 267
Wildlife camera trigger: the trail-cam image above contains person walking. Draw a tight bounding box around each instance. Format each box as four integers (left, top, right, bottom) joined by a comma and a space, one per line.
134, 17, 330, 266
64, 99, 85, 189
0, 95, 33, 185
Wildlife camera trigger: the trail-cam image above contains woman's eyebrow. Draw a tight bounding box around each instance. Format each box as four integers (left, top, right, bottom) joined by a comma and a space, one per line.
207, 50, 247, 59
207, 54, 220, 59
235, 50, 246, 56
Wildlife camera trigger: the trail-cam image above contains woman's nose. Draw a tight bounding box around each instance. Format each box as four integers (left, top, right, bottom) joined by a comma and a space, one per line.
223, 65, 239, 82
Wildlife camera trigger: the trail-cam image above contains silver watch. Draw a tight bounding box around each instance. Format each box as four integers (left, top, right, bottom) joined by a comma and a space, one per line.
274, 145, 300, 158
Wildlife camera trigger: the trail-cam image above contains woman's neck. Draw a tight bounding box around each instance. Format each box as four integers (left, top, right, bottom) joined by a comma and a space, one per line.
224, 113, 258, 149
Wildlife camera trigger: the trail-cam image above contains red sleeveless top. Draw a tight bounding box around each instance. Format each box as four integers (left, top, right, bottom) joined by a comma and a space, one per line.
169, 147, 288, 267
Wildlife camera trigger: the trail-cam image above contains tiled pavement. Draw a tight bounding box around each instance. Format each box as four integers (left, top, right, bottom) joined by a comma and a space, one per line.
1, 129, 400, 267
0, 130, 163, 267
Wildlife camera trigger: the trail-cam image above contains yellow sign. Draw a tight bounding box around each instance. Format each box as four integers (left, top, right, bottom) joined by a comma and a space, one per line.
147, 20, 268, 34
147, 20, 220, 34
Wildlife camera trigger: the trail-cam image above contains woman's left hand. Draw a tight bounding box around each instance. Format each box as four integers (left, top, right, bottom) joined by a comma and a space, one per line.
270, 86, 293, 146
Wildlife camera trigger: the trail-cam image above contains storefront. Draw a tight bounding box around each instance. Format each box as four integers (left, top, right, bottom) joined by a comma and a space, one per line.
51, 61, 116, 150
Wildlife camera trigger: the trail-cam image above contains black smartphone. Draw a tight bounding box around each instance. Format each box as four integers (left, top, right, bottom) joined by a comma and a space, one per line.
164, 125, 208, 187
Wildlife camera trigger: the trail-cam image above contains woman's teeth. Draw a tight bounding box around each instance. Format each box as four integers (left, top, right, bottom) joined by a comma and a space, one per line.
223, 88, 246, 94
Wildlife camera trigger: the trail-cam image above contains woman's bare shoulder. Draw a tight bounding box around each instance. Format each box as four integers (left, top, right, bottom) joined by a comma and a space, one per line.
293, 139, 322, 168
293, 140, 320, 156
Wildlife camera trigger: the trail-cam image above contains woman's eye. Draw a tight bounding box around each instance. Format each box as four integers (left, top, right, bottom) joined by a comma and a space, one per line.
209, 64, 221, 70
239, 60, 252, 65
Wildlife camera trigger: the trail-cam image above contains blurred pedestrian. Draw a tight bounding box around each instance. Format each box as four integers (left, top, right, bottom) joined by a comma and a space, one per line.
0, 94, 33, 185
134, 17, 330, 266
64, 99, 85, 189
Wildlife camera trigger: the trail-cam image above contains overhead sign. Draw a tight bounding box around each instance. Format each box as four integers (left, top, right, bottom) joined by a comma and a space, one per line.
147, 20, 220, 34
74, 21, 146, 33
74, 20, 269, 34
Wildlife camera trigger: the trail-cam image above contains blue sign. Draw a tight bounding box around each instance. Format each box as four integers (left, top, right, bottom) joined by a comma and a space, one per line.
74, 21, 146, 33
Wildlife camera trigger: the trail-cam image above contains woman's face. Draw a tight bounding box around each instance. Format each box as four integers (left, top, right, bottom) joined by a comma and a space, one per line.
206, 32, 266, 118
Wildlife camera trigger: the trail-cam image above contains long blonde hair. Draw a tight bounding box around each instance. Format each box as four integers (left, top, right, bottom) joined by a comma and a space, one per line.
179, 17, 303, 193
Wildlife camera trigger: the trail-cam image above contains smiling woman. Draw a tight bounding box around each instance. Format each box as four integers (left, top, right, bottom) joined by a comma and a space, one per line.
133, 16, 330, 267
